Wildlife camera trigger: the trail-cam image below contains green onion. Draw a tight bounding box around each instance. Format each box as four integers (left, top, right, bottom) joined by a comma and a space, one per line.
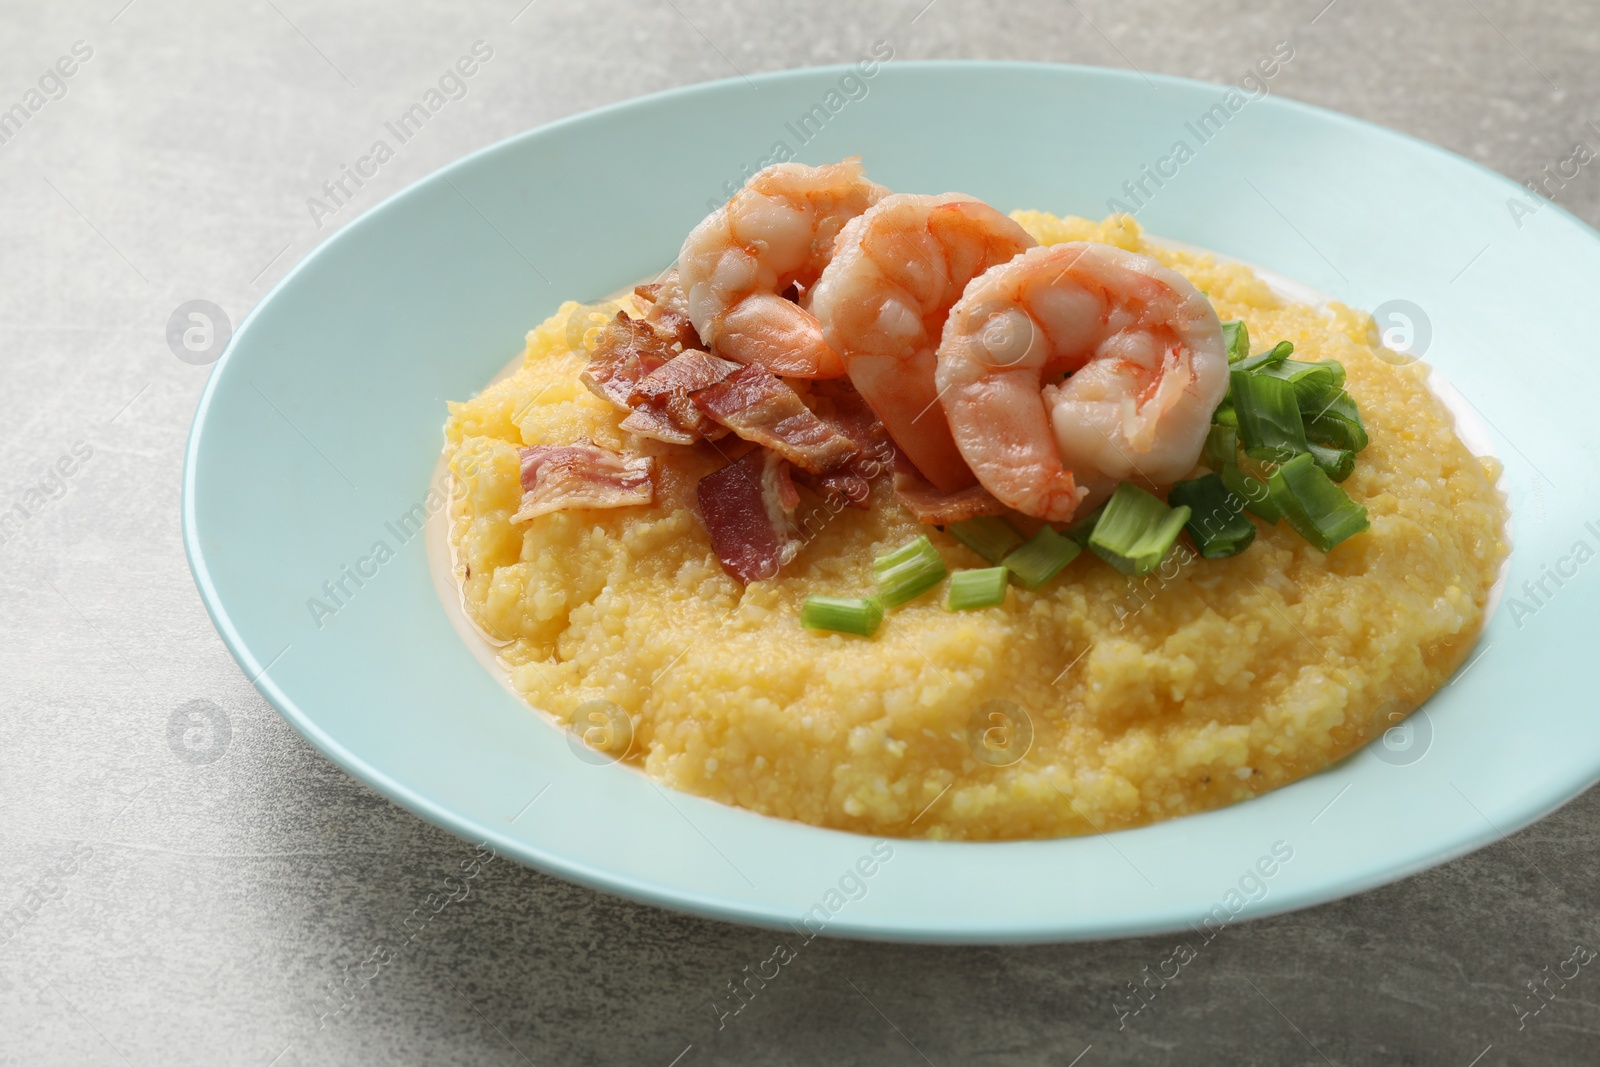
1233, 340, 1294, 374
1307, 442, 1355, 482
1267, 453, 1370, 552
1312, 359, 1347, 392
946, 567, 1010, 610
802, 595, 884, 636
1218, 465, 1283, 523
1203, 424, 1239, 470
1303, 388, 1369, 451
1168, 474, 1256, 559
1212, 403, 1238, 430
1088, 482, 1192, 576
947, 516, 1024, 565
1221, 320, 1250, 363
1003, 526, 1082, 588
1256, 359, 1343, 407
1062, 502, 1107, 546
873, 535, 948, 607
1231, 370, 1308, 462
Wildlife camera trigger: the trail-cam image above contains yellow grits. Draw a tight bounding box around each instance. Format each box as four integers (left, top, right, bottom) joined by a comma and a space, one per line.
442, 214, 1509, 841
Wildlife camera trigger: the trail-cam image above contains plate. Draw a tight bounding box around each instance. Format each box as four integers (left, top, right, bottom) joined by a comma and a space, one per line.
184, 61, 1600, 943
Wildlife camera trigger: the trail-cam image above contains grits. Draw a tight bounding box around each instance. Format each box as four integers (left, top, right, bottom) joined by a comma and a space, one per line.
442, 213, 1508, 841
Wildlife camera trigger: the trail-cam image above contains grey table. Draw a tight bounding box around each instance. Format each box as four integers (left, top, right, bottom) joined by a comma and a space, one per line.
3, 1, 1597, 1064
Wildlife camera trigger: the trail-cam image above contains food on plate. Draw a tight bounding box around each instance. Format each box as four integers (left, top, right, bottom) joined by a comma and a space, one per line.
442, 159, 1507, 841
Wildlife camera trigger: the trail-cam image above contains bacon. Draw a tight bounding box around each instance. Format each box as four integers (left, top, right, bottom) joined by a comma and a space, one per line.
691, 364, 859, 473
618, 405, 695, 445
584, 314, 717, 444
632, 350, 740, 441
581, 314, 673, 412
696, 449, 801, 584
633, 349, 741, 401
892, 453, 1005, 525
791, 383, 896, 508
512, 442, 654, 522
633, 270, 702, 351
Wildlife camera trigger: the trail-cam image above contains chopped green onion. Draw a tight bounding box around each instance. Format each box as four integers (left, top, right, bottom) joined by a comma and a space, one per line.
1307, 442, 1355, 482
1267, 453, 1370, 552
1203, 424, 1239, 470
1168, 474, 1256, 559
1221, 320, 1250, 363
1233, 340, 1295, 374
1303, 388, 1369, 451
946, 567, 1010, 610
1231, 370, 1308, 462
1003, 526, 1082, 588
947, 515, 1024, 564
872, 535, 948, 607
1218, 465, 1283, 523
1062, 502, 1107, 546
1212, 403, 1238, 430
1313, 359, 1347, 392
1088, 483, 1192, 576
802, 595, 884, 636
1256, 359, 1343, 407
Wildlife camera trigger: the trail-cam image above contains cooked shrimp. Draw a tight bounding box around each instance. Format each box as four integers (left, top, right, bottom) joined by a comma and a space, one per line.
808, 193, 1036, 493
678, 158, 887, 379
935, 242, 1227, 522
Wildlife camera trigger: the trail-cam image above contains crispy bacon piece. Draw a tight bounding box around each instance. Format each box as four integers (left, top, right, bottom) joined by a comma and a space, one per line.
633, 349, 741, 401
581, 314, 673, 412
791, 383, 896, 508
633, 270, 702, 351
696, 449, 801, 584
618, 406, 694, 444
584, 314, 710, 444
512, 442, 654, 522
691, 364, 859, 473
628, 350, 740, 442
891, 453, 1005, 525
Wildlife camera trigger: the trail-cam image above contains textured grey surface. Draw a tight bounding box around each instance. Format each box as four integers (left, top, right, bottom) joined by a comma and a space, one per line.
2, 0, 1598, 1064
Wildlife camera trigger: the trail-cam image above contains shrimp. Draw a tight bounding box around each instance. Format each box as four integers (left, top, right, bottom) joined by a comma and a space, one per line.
808, 193, 1036, 493
934, 242, 1227, 522
678, 158, 888, 379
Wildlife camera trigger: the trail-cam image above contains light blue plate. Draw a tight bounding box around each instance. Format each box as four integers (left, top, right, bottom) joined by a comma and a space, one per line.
184, 62, 1600, 943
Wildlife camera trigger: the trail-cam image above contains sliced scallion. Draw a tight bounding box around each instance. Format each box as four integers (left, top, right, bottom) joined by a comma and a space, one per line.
1203, 423, 1239, 470
1233, 340, 1295, 374
1062, 502, 1108, 546
1221, 319, 1250, 363
1231, 370, 1308, 462
1002, 526, 1082, 588
1168, 474, 1256, 559
872, 535, 948, 607
1218, 464, 1283, 523
1088, 482, 1192, 576
1307, 442, 1356, 482
1267, 453, 1370, 552
1212, 403, 1238, 430
946, 567, 1010, 610
1256, 359, 1342, 407
1303, 388, 1369, 451
801, 595, 884, 636
947, 515, 1024, 565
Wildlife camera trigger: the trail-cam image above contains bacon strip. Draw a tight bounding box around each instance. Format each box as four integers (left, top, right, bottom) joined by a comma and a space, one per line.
892, 453, 1005, 525
632, 349, 741, 401
692, 364, 859, 473
697, 449, 800, 584
633, 270, 701, 352
791, 384, 895, 508
581, 314, 673, 411
512, 442, 654, 522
